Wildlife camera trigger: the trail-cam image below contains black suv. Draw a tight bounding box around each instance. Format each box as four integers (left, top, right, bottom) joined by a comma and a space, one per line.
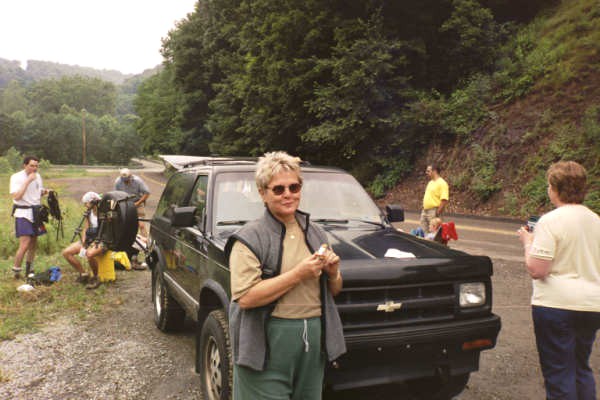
147, 158, 501, 400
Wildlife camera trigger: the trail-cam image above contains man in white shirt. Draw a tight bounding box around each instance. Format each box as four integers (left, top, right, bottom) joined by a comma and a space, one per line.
9, 156, 48, 279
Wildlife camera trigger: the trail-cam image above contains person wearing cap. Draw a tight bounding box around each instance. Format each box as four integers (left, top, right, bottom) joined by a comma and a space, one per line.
114, 168, 150, 270
62, 191, 103, 287
114, 168, 150, 237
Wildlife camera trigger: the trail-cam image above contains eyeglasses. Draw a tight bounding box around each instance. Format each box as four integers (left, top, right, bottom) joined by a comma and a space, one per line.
267, 183, 302, 195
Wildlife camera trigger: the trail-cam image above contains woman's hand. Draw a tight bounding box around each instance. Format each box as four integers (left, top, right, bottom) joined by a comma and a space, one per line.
319, 248, 340, 280
318, 246, 343, 295
518, 226, 533, 248
295, 254, 324, 280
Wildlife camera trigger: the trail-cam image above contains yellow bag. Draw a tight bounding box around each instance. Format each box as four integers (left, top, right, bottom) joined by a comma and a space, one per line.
96, 250, 115, 282
113, 251, 131, 270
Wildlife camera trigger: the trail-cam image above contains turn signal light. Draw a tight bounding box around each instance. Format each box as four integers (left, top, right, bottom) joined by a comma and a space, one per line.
462, 338, 493, 351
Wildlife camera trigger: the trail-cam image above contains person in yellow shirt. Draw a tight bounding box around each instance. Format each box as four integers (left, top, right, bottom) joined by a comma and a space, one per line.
420, 164, 449, 233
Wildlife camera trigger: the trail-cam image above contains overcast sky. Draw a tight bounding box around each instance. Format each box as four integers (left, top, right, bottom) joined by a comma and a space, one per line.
0, 0, 197, 74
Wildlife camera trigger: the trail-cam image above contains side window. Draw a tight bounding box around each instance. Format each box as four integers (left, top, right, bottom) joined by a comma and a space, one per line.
155, 172, 195, 217
189, 175, 208, 228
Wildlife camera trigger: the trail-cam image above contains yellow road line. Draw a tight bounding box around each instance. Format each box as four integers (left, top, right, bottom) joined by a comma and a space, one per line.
403, 219, 519, 237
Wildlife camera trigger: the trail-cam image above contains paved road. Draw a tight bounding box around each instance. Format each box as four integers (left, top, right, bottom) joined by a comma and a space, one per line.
395, 211, 525, 261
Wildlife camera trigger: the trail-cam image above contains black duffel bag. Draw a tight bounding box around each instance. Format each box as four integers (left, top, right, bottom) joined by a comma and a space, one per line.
96, 191, 138, 251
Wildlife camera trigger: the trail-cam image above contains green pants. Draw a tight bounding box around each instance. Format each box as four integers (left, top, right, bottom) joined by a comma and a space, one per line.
234, 317, 325, 400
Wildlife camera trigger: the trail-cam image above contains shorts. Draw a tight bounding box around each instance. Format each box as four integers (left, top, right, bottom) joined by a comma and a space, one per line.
15, 218, 47, 238
136, 205, 146, 218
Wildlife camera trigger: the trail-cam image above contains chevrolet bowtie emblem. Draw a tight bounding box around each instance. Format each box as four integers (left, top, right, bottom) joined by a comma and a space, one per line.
377, 301, 402, 312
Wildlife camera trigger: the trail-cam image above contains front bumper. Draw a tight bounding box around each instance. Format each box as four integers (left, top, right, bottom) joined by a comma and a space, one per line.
325, 314, 501, 391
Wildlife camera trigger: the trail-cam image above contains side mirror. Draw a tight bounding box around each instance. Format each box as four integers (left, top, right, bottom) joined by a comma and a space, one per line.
171, 206, 196, 227
386, 204, 404, 223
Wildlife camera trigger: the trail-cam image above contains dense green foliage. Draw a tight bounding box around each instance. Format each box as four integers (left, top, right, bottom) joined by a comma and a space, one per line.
134, 0, 597, 216
0, 75, 140, 164
134, 0, 554, 194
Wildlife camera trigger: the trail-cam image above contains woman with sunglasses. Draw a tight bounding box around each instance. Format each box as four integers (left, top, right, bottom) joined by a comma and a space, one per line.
227, 151, 346, 399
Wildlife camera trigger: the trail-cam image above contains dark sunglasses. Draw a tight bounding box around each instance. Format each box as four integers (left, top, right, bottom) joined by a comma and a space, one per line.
267, 183, 302, 195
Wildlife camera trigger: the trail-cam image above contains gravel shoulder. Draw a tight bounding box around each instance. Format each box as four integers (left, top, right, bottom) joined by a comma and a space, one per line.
0, 270, 201, 400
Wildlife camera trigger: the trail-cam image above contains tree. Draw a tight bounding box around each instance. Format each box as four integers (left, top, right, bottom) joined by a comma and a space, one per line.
28, 76, 117, 116
134, 67, 185, 154
304, 10, 415, 175
438, 0, 502, 89
0, 80, 29, 115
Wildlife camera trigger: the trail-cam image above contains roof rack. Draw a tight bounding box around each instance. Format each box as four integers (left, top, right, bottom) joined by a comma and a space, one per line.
159, 155, 257, 170
159, 154, 311, 170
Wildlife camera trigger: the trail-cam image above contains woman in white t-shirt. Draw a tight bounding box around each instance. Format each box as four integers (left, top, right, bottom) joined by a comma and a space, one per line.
518, 161, 600, 400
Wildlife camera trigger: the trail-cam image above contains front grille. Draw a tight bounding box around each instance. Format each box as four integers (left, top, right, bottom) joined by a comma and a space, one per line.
335, 281, 456, 331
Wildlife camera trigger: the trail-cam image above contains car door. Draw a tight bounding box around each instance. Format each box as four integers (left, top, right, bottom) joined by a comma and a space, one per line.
174, 174, 209, 299
151, 171, 196, 274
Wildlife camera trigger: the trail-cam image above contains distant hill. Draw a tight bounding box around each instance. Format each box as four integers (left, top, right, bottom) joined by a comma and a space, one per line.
0, 58, 162, 87
0, 59, 27, 87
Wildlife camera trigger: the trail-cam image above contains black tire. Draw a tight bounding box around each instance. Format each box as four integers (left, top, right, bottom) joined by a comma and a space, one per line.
152, 268, 185, 332
199, 310, 232, 400
96, 190, 138, 251
407, 372, 470, 400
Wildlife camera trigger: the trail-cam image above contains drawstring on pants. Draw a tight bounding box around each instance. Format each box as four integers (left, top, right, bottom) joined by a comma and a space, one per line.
302, 319, 309, 352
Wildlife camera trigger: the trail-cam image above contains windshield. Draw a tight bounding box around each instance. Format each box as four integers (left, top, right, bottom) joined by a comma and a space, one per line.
213, 171, 383, 235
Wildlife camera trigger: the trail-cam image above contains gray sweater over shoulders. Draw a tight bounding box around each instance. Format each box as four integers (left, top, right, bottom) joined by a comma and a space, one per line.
226, 209, 346, 371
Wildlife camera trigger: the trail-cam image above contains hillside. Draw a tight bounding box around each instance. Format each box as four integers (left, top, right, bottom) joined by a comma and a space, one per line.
0, 58, 161, 86
384, 0, 600, 219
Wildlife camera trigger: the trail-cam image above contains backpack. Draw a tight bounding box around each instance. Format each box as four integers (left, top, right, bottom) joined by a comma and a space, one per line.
28, 266, 62, 286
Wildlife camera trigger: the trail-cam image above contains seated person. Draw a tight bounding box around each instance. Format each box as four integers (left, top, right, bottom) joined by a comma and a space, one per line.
425, 217, 443, 240
62, 192, 101, 284
84, 241, 106, 290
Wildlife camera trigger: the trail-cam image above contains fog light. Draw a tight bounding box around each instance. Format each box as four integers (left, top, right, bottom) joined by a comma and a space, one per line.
459, 282, 485, 307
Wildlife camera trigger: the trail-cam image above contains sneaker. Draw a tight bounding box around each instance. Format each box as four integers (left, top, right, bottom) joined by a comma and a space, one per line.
12, 267, 22, 279
131, 261, 147, 271
86, 276, 101, 290
76, 273, 90, 284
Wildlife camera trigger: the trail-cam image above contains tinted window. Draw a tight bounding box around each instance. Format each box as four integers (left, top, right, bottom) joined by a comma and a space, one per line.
155, 172, 196, 217
190, 175, 208, 228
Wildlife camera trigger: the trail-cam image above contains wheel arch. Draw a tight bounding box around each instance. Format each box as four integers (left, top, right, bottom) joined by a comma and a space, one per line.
196, 280, 230, 373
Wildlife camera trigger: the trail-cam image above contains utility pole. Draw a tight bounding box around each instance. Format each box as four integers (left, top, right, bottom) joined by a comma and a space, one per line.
81, 108, 87, 165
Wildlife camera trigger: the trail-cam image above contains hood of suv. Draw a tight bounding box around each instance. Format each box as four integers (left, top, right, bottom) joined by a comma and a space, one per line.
320, 224, 492, 285
322, 225, 463, 260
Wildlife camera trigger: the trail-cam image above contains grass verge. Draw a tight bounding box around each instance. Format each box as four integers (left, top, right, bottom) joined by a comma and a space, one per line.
0, 169, 126, 341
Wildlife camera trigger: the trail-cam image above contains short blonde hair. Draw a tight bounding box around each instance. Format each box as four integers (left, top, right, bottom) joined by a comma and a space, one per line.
255, 151, 303, 190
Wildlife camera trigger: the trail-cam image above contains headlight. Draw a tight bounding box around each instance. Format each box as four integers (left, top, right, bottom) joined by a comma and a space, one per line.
459, 282, 486, 308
